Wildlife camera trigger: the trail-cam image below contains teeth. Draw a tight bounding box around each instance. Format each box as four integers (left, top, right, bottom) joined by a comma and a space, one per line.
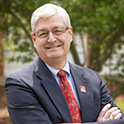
46, 45, 61, 49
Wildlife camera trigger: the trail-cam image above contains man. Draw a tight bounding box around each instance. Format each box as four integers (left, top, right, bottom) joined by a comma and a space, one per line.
5, 3, 124, 124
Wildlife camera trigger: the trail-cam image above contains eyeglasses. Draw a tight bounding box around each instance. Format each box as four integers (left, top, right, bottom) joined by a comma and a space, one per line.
33, 26, 68, 39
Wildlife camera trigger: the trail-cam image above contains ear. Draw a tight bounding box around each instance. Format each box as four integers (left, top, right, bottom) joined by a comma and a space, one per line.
31, 33, 37, 48
68, 26, 73, 42
69, 26, 73, 35
31, 33, 36, 43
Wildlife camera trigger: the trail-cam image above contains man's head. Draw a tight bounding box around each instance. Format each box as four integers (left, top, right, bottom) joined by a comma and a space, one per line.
31, 4, 73, 68
31, 3, 71, 33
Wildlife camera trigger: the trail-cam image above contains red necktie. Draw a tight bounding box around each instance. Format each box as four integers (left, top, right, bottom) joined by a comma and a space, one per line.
57, 70, 81, 123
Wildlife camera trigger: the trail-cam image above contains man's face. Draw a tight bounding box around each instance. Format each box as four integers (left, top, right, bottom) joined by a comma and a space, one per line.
32, 14, 73, 63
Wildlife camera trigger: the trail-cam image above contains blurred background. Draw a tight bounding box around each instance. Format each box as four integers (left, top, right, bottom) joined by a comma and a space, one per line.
0, 0, 124, 123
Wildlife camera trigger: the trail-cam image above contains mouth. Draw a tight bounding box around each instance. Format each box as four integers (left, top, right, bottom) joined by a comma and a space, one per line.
46, 44, 62, 49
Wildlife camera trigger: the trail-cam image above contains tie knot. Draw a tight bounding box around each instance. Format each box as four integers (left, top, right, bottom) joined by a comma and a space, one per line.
57, 70, 66, 77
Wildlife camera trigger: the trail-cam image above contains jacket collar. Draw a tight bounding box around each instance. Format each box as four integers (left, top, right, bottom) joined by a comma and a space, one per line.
70, 63, 95, 122
34, 57, 72, 122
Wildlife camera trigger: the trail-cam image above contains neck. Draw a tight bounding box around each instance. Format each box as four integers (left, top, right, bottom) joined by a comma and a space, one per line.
43, 57, 67, 70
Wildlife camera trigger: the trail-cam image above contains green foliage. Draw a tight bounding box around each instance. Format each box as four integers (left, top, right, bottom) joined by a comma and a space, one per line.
115, 100, 124, 113
58, 0, 124, 72
0, 0, 124, 81
104, 75, 120, 85
0, 0, 55, 63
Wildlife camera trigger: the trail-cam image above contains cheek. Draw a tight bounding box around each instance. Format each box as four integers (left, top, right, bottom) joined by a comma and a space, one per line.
34, 41, 43, 52
33, 42, 37, 48
65, 31, 73, 42
61, 33, 72, 43
65, 35, 73, 45
69, 34, 73, 43
33, 41, 39, 49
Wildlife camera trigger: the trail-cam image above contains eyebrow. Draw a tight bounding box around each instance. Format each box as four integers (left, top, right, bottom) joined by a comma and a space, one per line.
36, 29, 48, 33
36, 26, 64, 33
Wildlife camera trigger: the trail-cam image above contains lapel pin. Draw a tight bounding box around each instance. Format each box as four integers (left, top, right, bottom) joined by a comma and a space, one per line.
80, 85, 86, 93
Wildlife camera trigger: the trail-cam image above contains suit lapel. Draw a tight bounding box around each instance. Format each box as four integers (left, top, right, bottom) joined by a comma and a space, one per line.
35, 58, 72, 122
70, 64, 95, 122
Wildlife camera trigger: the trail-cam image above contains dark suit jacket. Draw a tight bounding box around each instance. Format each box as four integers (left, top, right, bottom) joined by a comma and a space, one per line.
5, 57, 124, 124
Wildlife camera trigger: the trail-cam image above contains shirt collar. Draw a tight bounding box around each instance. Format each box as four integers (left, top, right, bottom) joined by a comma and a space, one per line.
45, 62, 70, 77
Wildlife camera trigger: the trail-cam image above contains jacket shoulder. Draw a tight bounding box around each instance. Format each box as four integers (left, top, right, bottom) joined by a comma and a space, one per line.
69, 63, 102, 81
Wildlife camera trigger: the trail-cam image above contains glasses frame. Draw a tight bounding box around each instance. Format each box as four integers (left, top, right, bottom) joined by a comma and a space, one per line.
33, 26, 69, 39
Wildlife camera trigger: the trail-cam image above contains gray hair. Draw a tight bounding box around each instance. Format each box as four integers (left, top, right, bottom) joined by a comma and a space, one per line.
31, 3, 71, 32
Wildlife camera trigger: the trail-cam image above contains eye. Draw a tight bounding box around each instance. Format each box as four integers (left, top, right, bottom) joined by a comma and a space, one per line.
54, 29, 63, 35
37, 31, 48, 38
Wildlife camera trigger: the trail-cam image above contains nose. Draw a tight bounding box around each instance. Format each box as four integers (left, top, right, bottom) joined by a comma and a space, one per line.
47, 31, 56, 43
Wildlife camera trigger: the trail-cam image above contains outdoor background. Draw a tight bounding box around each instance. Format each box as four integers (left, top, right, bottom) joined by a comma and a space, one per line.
0, 0, 124, 124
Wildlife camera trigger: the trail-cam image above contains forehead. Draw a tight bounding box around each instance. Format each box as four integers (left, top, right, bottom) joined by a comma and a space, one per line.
34, 14, 65, 32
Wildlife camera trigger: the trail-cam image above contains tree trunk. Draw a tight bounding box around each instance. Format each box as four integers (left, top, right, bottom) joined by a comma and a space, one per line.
0, 32, 4, 76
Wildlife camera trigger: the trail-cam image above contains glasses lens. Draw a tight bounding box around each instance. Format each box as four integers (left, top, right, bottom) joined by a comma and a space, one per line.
37, 30, 48, 38
52, 27, 66, 35
35, 27, 68, 38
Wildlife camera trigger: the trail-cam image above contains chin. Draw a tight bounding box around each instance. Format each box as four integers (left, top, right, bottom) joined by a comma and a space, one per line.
47, 52, 63, 58
48, 54, 63, 59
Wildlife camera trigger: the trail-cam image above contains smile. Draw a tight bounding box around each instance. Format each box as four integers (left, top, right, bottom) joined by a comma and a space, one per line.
46, 45, 62, 49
